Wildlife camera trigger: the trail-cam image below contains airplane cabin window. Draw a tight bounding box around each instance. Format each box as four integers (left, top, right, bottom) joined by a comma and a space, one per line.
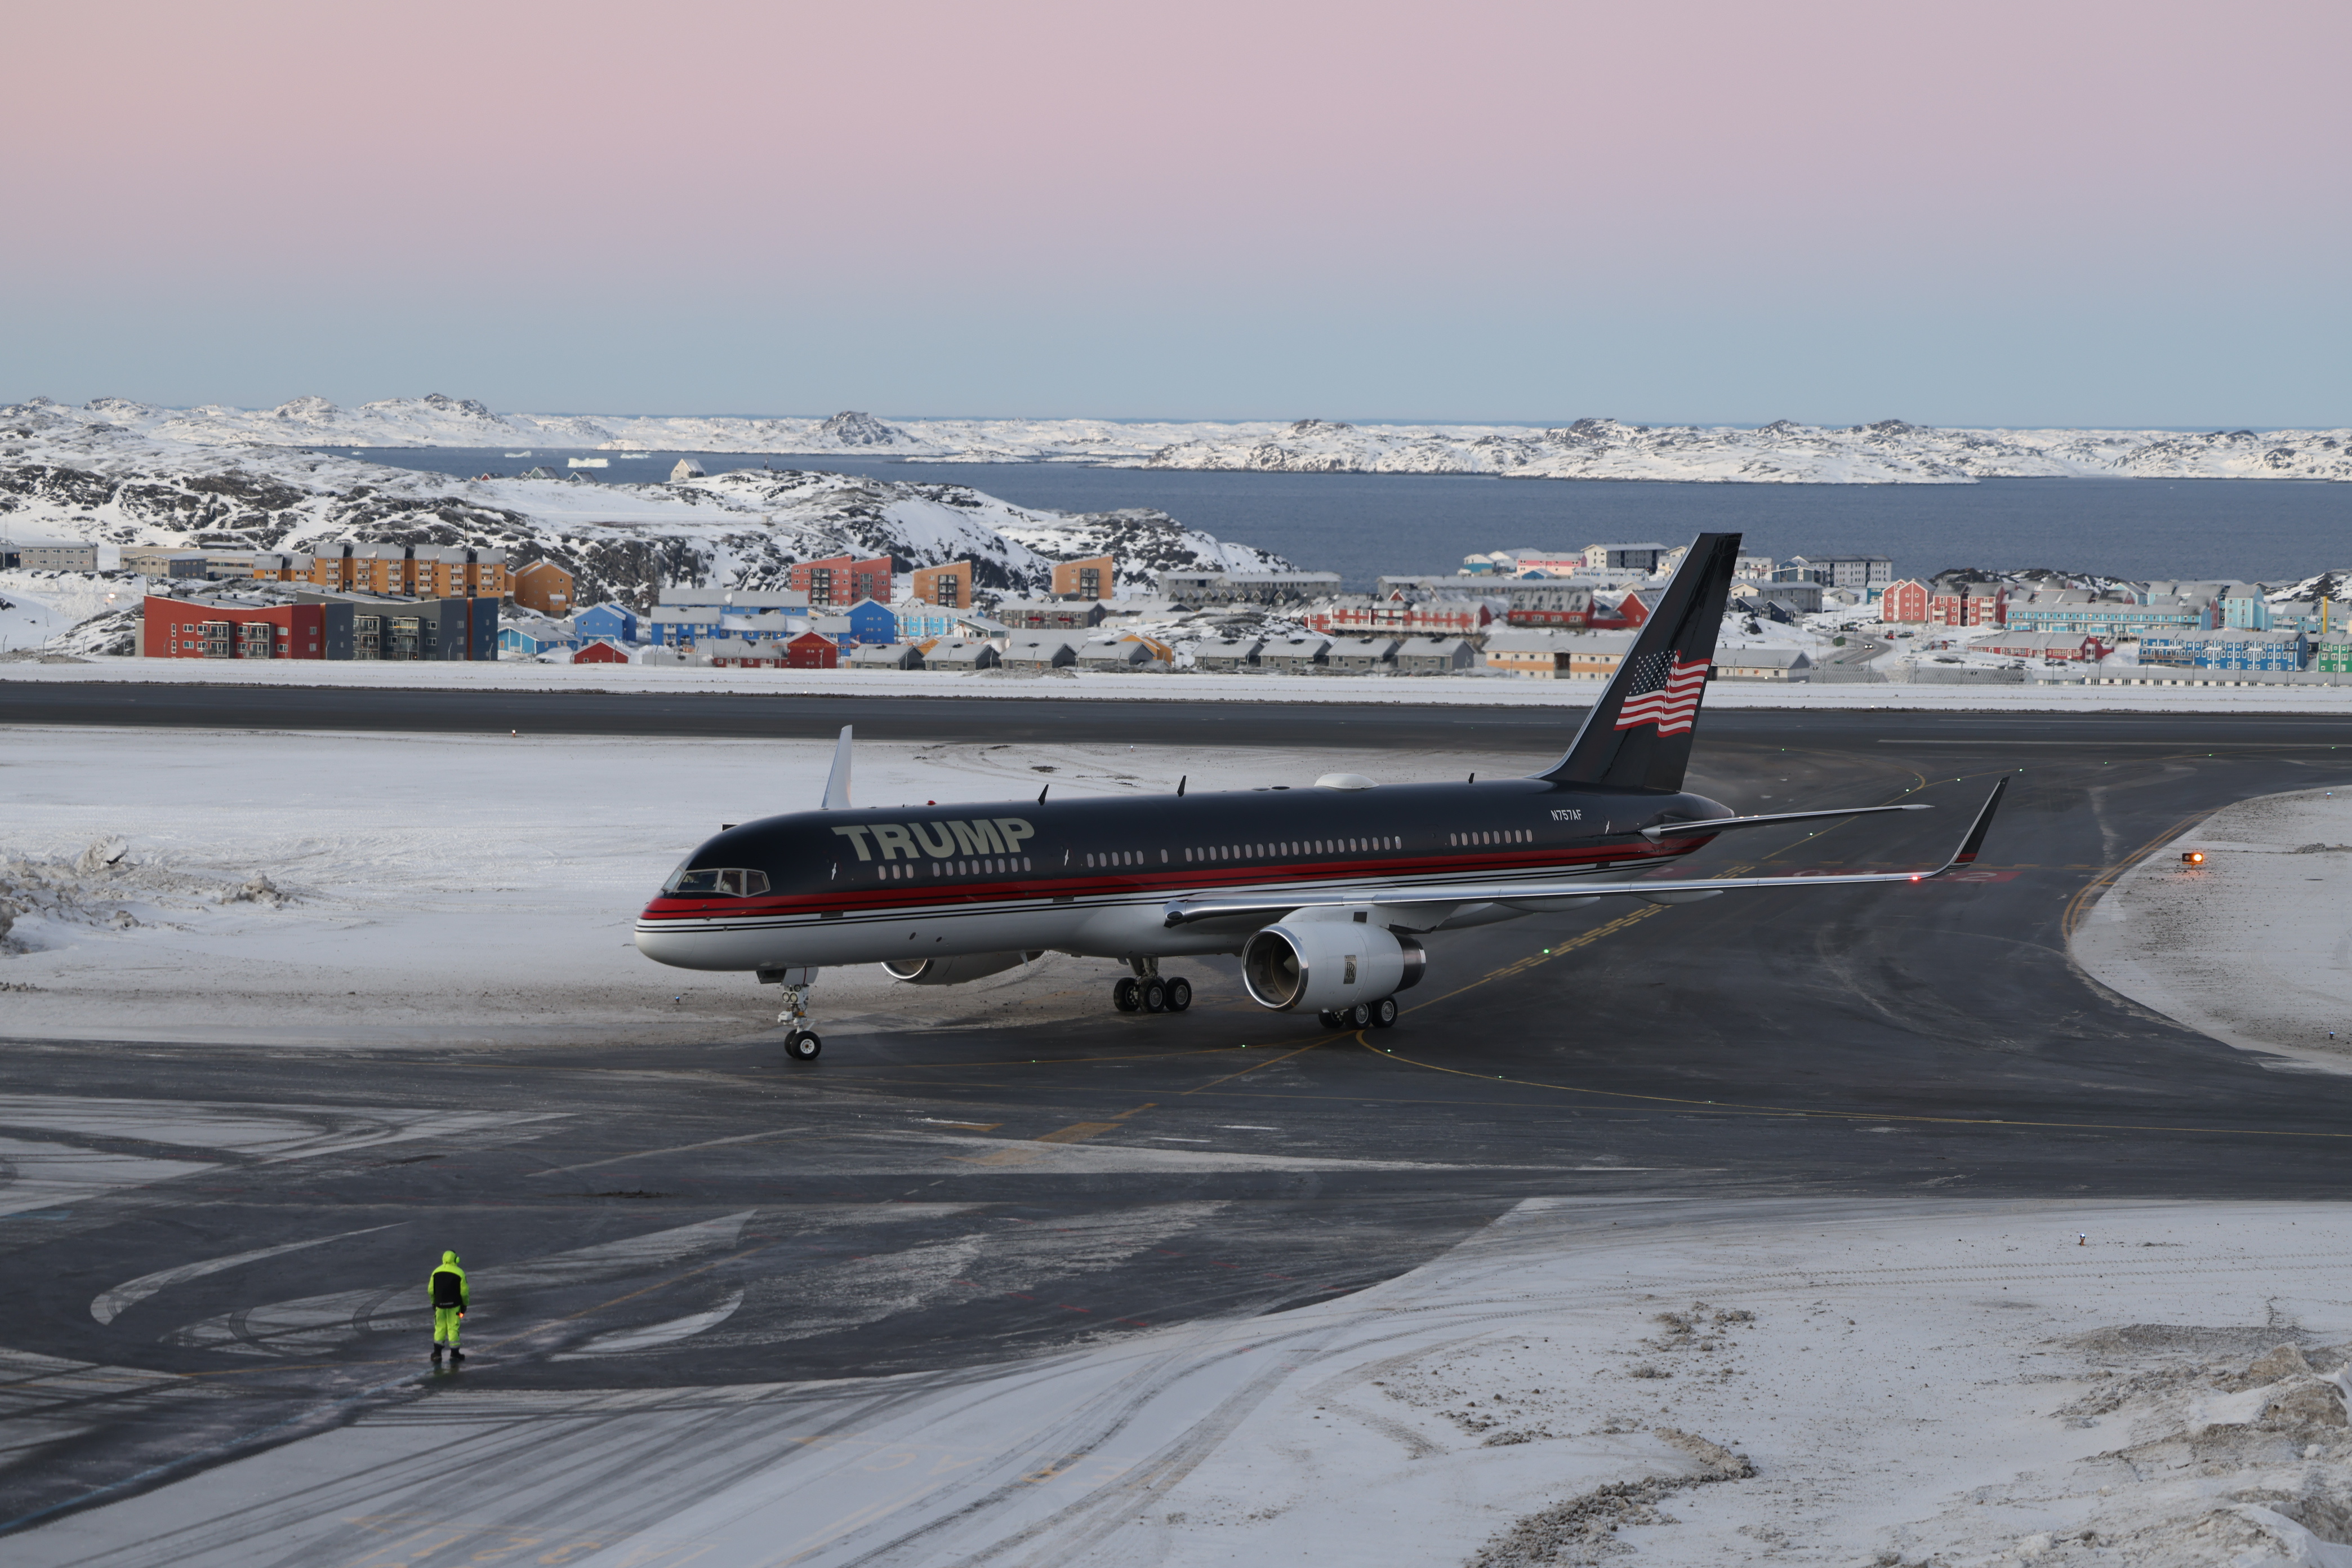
743, 870, 769, 896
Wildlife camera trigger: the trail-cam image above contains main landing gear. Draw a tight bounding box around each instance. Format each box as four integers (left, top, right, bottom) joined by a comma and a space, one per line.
1112, 957, 1192, 1015
758, 965, 823, 1062
1318, 996, 1400, 1031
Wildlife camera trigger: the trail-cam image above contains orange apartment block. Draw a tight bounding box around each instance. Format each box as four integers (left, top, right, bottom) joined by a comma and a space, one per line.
1050, 555, 1114, 600
512, 559, 574, 615
791, 555, 893, 608
302, 542, 509, 599
910, 560, 973, 609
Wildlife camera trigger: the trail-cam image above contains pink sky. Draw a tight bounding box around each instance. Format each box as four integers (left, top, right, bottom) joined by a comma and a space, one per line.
4, 0, 2346, 420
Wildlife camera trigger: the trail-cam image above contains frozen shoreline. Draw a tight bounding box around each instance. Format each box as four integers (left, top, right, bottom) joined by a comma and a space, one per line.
25, 1195, 2352, 1566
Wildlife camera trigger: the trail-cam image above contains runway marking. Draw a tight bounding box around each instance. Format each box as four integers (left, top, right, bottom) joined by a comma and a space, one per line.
2062, 807, 2225, 942
948, 1146, 1048, 1168
1032, 1122, 1119, 1144
527, 1129, 810, 1177
917, 1119, 1002, 1132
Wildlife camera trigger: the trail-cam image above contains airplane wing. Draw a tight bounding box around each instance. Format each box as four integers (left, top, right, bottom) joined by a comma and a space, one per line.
1638, 802, 1929, 841
1163, 779, 2006, 929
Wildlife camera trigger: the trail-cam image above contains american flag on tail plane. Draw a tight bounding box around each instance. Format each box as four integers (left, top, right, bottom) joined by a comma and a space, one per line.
1612, 651, 1710, 734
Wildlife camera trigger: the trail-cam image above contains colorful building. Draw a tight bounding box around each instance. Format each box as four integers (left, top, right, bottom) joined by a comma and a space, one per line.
910, 560, 973, 609
1050, 555, 1115, 600
1878, 580, 1931, 623
142, 596, 326, 659
513, 559, 575, 616
572, 603, 638, 643
790, 554, 893, 608
2136, 629, 2306, 671
1928, 582, 2006, 627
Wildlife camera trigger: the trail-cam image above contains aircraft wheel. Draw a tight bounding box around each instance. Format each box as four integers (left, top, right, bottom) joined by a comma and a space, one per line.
1164, 977, 1192, 1013
785, 1031, 822, 1061
1346, 1002, 1374, 1029
1113, 977, 1141, 1012
1141, 979, 1168, 1013
1370, 996, 1399, 1028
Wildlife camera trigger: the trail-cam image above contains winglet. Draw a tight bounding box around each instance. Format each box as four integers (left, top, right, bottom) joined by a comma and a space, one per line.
821, 725, 853, 810
1943, 776, 2006, 868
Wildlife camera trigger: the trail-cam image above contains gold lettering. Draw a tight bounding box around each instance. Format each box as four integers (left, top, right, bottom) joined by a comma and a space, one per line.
830, 825, 875, 861
871, 824, 917, 861
951, 819, 1005, 856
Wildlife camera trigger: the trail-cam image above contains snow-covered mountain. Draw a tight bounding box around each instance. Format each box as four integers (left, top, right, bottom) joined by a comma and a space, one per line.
17, 397, 2349, 483
0, 403, 1286, 612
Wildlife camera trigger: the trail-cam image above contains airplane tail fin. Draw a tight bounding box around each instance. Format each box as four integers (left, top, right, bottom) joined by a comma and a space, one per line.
1536, 532, 1743, 792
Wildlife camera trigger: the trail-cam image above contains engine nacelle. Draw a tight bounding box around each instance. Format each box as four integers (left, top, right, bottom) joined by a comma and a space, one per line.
1239, 920, 1425, 1012
882, 951, 1041, 986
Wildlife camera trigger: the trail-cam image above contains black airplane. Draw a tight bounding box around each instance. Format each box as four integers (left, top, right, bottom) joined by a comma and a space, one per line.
637, 532, 2004, 1059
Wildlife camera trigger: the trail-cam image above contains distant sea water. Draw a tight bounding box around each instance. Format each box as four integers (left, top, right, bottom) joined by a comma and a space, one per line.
330, 447, 2352, 589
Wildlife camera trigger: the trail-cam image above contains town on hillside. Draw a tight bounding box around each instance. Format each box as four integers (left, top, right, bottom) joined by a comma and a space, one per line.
5, 537, 2347, 686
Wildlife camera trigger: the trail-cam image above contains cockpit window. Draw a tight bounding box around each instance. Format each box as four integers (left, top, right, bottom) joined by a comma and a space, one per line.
663, 867, 770, 897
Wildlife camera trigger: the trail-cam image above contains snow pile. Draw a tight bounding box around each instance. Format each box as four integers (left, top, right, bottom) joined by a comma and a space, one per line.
0, 835, 289, 954
0, 407, 1289, 612
2073, 788, 2352, 1074
13, 397, 2351, 483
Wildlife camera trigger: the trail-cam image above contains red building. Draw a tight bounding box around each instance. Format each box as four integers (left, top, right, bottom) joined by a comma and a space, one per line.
1879, 579, 1931, 623
1929, 582, 2007, 627
790, 555, 893, 608
1311, 595, 1496, 636
142, 596, 326, 659
571, 639, 631, 664
785, 630, 839, 669
1585, 589, 1652, 631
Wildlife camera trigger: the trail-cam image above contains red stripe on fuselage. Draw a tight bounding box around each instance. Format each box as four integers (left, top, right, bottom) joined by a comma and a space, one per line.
635, 836, 1713, 924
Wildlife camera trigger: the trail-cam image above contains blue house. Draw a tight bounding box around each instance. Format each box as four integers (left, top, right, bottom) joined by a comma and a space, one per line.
499, 617, 577, 657
574, 603, 639, 643
647, 605, 724, 646
895, 602, 965, 642
843, 598, 899, 649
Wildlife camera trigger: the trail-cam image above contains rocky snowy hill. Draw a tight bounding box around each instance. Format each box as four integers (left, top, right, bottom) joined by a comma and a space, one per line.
15, 397, 2349, 483
0, 403, 1287, 613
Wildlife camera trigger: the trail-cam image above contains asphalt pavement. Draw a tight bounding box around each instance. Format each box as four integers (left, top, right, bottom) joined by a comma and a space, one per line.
10, 695, 2352, 1542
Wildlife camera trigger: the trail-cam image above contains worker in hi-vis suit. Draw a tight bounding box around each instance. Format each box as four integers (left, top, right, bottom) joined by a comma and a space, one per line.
429, 1250, 469, 1364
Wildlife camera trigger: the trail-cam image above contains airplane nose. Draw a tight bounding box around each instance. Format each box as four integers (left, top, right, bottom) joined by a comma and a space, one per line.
633, 919, 705, 970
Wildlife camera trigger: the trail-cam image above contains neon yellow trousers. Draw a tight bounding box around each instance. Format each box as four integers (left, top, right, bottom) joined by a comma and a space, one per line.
434, 1307, 462, 1346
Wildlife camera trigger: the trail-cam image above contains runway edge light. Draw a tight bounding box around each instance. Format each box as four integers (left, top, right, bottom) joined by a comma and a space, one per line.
2182, 850, 2206, 866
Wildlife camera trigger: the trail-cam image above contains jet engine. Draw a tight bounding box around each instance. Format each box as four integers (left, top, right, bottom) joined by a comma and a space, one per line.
882, 951, 1042, 986
1239, 921, 1425, 1013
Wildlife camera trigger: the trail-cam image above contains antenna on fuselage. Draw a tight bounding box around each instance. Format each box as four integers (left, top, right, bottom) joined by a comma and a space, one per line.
1037, 783, 1049, 804
821, 725, 853, 809
1178, 776, 1186, 796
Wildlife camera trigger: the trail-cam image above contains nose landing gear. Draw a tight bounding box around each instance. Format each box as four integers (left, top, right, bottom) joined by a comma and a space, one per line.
757, 965, 823, 1063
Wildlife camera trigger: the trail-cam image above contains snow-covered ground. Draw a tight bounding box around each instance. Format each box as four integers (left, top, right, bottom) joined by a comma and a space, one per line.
2073, 787, 2352, 1076
23, 1194, 2352, 1567
16, 652, 2352, 714
22, 397, 2352, 483
0, 728, 1548, 1046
